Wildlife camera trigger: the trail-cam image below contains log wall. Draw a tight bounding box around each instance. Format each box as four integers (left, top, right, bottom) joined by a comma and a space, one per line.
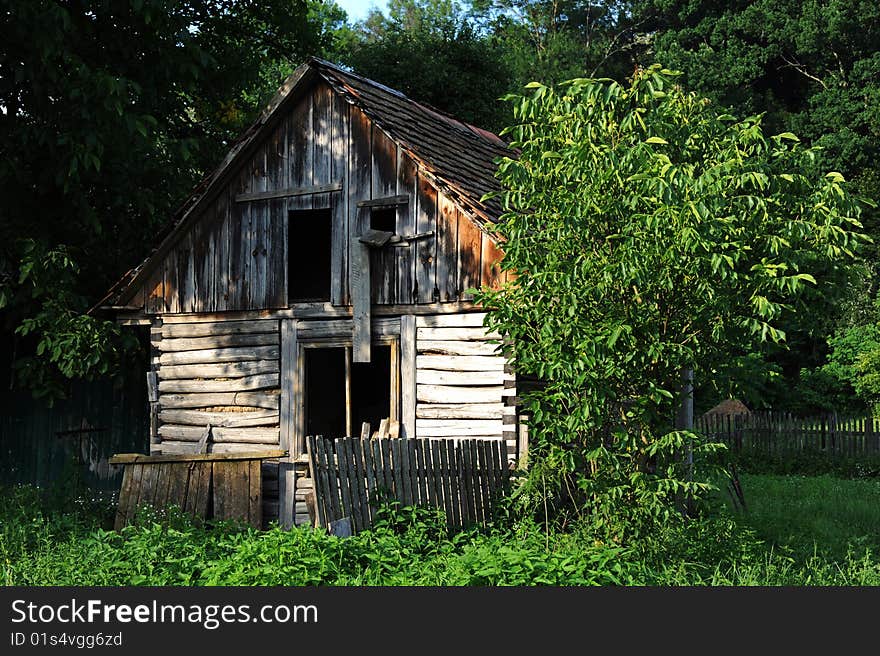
149, 318, 283, 523
414, 313, 517, 461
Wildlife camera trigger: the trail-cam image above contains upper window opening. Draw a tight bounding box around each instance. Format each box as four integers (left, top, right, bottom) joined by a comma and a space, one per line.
288, 208, 332, 303
370, 207, 396, 234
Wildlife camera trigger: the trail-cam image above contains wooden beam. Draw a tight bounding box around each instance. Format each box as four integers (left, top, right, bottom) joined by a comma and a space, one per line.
417, 385, 503, 404
158, 345, 279, 366
154, 301, 480, 324
356, 194, 409, 208
400, 315, 416, 439
158, 391, 280, 410
157, 374, 279, 394
234, 181, 343, 203
153, 332, 278, 353
158, 425, 280, 443
352, 241, 371, 362
109, 449, 284, 464
159, 360, 279, 380
158, 410, 279, 428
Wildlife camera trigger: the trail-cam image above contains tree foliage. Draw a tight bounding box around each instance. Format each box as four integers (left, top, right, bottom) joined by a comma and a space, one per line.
476, 66, 869, 537
0, 0, 342, 396
340, 0, 513, 131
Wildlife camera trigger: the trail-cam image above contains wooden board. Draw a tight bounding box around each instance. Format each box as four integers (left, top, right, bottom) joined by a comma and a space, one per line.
401, 315, 416, 439
436, 194, 459, 302
158, 410, 279, 427
416, 355, 505, 371
415, 175, 438, 303
158, 425, 280, 443
416, 403, 504, 419
416, 369, 504, 386
160, 319, 278, 339
416, 420, 504, 437
154, 333, 278, 353
157, 374, 279, 394
155, 441, 285, 455
159, 360, 279, 380
456, 212, 483, 301
416, 327, 500, 342
417, 340, 501, 356
158, 391, 280, 410
417, 385, 504, 404
481, 233, 505, 290
158, 345, 279, 366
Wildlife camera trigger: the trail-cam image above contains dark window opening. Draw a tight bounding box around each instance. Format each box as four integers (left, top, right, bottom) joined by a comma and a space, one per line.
289, 208, 331, 302
305, 348, 346, 439
370, 207, 396, 234
351, 345, 391, 434
303, 344, 394, 440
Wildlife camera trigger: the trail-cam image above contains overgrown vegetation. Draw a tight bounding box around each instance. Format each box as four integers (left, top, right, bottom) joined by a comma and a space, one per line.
3, 476, 880, 586
475, 67, 868, 540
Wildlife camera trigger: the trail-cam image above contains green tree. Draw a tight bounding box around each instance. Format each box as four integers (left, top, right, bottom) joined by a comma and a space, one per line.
638, 0, 880, 389
476, 66, 869, 539
340, 0, 512, 130
471, 0, 646, 89
0, 0, 342, 396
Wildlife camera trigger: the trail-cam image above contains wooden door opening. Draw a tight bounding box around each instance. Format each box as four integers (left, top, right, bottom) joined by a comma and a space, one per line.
351, 344, 391, 434
303, 343, 397, 440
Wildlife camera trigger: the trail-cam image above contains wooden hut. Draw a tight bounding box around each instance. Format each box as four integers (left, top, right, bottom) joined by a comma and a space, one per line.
99, 57, 520, 527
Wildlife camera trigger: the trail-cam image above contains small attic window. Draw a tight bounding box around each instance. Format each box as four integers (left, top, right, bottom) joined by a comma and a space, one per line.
370, 207, 396, 234
289, 208, 332, 302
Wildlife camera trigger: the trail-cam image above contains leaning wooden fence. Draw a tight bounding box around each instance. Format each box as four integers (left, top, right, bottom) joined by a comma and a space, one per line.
696, 412, 880, 457
306, 436, 510, 534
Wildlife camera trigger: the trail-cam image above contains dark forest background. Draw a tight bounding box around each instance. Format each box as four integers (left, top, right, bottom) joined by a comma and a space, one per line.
2, 0, 878, 416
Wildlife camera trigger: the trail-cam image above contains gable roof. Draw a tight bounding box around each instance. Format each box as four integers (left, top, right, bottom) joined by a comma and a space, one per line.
98, 57, 510, 310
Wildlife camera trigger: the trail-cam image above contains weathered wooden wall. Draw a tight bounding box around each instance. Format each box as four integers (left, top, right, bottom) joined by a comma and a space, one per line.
0, 375, 149, 491
413, 313, 517, 461
131, 80, 506, 315
149, 318, 282, 454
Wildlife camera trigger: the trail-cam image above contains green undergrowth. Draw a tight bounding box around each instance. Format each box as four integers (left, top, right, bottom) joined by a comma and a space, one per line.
2, 478, 879, 586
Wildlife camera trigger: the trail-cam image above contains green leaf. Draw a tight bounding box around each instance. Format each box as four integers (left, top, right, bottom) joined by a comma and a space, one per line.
645, 137, 668, 145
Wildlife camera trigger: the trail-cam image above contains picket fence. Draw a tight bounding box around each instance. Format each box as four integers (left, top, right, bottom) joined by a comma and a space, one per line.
696, 411, 880, 457
306, 435, 510, 534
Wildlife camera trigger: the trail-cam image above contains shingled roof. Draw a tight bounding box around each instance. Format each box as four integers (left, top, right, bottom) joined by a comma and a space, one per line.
311, 57, 509, 223
97, 58, 511, 309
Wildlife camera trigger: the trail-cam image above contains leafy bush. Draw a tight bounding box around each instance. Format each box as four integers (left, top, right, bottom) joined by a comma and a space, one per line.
475, 65, 868, 544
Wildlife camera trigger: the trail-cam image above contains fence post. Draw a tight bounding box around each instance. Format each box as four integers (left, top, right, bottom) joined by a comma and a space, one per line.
830, 413, 837, 457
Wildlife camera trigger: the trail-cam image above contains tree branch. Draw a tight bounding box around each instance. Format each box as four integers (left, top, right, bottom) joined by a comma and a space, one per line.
779, 54, 828, 90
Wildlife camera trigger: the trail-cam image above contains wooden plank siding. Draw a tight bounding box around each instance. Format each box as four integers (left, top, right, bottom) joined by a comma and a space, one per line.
413, 313, 516, 462
120, 79, 505, 315
151, 318, 282, 457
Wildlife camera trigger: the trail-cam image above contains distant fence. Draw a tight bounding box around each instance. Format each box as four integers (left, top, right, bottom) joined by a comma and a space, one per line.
0, 375, 149, 491
696, 411, 880, 458
307, 436, 510, 534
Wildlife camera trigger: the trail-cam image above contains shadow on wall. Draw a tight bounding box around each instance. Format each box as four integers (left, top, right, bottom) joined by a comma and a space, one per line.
0, 374, 149, 492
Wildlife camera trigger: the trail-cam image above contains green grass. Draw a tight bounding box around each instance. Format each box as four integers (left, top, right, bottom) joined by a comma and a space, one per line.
736, 473, 880, 561
3, 474, 880, 586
